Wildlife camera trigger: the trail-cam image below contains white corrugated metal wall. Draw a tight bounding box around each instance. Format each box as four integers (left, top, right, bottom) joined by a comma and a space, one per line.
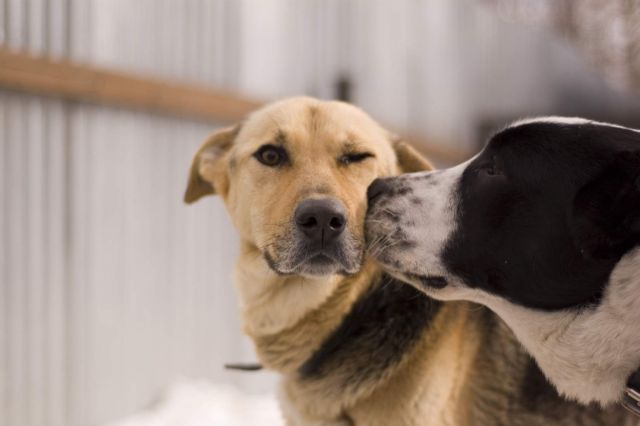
3, 1, 638, 425
0, 2, 261, 426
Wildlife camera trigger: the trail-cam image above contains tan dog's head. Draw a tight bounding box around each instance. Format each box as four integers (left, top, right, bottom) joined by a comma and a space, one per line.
185, 97, 431, 277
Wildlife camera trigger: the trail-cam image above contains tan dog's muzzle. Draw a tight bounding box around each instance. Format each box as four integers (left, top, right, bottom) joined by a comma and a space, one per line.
265, 196, 362, 277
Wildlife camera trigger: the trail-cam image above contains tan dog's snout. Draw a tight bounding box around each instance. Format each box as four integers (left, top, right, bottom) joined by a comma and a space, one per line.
294, 197, 347, 246
281, 196, 360, 277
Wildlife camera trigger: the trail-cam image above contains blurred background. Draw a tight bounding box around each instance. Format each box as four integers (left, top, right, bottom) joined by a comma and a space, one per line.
2, 1, 640, 425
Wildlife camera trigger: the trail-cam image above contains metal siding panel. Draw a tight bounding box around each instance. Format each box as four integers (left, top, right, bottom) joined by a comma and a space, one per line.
26, 98, 46, 426
7, 0, 26, 49
68, 0, 91, 62
6, 94, 27, 426
47, 0, 68, 57
200, 0, 214, 85
66, 103, 86, 426
46, 100, 69, 426
28, 0, 45, 54
0, 0, 6, 44
87, 106, 125, 423
0, 92, 9, 425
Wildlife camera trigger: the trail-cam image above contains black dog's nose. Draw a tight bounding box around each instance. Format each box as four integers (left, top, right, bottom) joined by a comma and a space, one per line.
295, 198, 347, 243
367, 178, 392, 203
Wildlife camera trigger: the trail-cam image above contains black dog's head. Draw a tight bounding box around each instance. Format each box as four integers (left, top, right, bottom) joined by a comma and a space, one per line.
366, 117, 640, 405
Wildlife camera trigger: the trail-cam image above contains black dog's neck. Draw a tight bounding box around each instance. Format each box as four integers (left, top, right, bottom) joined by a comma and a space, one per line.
624, 368, 640, 416
629, 368, 640, 389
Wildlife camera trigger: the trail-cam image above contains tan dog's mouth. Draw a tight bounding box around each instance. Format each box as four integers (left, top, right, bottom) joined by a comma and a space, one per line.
262, 232, 363, 277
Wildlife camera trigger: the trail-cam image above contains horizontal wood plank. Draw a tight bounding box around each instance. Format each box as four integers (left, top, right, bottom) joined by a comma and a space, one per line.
0, 46, 263, 123
0, 46, 471, 163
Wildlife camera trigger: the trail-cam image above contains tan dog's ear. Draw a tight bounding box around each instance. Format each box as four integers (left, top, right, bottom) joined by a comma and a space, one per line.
391, 136, 433, 173
184, 125, 240, 204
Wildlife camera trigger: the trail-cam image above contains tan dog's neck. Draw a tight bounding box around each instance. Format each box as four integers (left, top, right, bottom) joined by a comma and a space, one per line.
235, 240, 367, 338
234, 240, 375, 374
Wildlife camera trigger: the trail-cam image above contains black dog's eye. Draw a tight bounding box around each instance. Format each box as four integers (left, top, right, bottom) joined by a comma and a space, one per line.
481, 156, 501, 176
254, 145, 288, 167
484, 166, 498, 176
339, 152, 374, 166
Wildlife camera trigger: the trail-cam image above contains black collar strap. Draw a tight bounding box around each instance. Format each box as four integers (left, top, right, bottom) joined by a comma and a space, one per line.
224, 362, 263, 371
623, 368, 640, 416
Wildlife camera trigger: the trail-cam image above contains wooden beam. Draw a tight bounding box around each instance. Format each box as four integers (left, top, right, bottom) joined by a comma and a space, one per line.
0, 46, 263, 122
0, 46, 471, 163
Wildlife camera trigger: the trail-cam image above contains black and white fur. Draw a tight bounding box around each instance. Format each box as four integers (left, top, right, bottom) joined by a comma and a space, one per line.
366, 117, 640, 406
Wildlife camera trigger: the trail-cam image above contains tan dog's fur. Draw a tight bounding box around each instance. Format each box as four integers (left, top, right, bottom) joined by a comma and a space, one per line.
185, 97, 631, 425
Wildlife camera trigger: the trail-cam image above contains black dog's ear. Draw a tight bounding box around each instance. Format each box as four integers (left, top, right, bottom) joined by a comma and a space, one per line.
571, 151, 640, 260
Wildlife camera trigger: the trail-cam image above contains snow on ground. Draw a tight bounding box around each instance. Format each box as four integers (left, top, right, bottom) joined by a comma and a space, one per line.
106, 380, 284, 426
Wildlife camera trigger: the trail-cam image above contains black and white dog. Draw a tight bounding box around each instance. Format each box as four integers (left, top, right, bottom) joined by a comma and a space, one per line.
366, 117, 640, 409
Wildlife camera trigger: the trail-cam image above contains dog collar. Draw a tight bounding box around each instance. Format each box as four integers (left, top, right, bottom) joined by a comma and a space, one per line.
623, 368, 640, 416
224, 362, 263, 371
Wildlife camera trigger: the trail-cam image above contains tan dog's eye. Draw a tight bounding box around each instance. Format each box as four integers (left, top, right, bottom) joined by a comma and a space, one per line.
339, 152, 374, 166
254, 144, 288, 167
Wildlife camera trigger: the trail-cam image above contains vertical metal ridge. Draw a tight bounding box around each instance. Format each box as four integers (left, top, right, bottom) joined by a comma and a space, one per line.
0, 92, 9, 426
41, 95, 52, 426
47, 99, 68, 426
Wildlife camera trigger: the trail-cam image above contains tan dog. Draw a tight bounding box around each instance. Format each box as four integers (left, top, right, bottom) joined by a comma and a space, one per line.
184, 97, 631, 425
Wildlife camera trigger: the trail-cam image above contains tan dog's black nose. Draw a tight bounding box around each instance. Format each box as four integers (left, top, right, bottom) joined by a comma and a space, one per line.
295, 198, 347, 244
